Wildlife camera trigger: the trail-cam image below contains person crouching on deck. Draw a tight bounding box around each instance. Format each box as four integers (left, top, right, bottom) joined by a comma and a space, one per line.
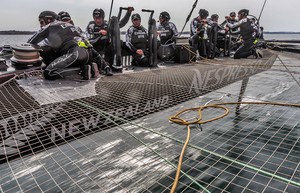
190, 9, 210, 58
28, 11, 111, 80
125, 13, 150, 67
57, 11, 113, 78
157, 11, 178, 45
225, 9, 263, 59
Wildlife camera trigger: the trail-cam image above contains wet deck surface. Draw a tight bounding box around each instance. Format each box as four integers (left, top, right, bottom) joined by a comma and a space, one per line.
1, 50, 300, 192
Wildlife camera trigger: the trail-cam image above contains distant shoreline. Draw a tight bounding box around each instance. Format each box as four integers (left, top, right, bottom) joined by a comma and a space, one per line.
0, 30, 36, 35
264, 32, 300, 34
0, 30, 300, 35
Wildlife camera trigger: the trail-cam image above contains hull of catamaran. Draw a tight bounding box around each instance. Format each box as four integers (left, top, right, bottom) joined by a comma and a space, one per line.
1, 49, 300, 192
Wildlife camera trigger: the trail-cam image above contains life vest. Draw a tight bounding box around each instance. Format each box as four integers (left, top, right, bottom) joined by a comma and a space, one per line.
129, 26, 148, 50
157, 22, 176, 44
239, 18, 254, 41
86, 21, 109, 44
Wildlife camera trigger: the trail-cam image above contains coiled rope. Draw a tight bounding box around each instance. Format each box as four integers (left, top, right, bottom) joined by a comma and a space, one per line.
75, 101, 300, 193
169, 101, 300, 193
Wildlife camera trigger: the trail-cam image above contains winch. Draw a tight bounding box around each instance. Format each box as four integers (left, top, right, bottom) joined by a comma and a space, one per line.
10, 44, 43, 69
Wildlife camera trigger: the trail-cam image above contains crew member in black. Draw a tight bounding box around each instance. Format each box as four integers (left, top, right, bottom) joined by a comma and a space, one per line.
157, 11, 178, 45
226, 9, 262, 59
118, 7, 135, 29
58, 11, 112, 77
86, 7, 134, 67
156, 11, 178, 61
28, 11, 111, 80
220, 12, 239, 31
125, 13, 149, 66
258, 26, 264, 40
35, 11, 60, 66
190, 9, 210, 58
58, 11, 84, 36
86, 9, 112, 63
207, 14, 222, 57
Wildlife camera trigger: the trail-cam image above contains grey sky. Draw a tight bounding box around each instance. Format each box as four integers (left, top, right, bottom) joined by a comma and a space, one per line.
1, 0, 299, 32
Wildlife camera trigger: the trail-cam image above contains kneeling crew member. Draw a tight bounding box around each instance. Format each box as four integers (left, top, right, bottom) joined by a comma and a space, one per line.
190, 9, 210, 58
226, 9, 262, 59
157, 11, 178, 45
28, 11, 111, 80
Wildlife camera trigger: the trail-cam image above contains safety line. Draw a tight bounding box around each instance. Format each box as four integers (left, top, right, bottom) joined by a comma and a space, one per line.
277, 55, 300, 88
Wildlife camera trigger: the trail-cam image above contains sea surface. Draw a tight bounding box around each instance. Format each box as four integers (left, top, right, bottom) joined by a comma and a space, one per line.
0, 34, 32, 46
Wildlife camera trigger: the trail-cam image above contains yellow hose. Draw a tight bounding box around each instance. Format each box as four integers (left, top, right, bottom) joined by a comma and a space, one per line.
169, 101, 300, 193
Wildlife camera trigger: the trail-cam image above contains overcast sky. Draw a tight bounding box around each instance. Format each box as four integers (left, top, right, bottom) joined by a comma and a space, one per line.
1, 0, 299, 32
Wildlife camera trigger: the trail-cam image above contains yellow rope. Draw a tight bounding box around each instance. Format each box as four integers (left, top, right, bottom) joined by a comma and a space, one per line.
169, 101, 300, 192
170, 125, 191, 193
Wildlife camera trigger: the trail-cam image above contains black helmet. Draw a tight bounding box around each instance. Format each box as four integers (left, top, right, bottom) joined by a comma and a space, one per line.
93, 8, 105, 18
198, 9, 209, 18
159, 11, 170, 21
229, 12, 236, 17
211, 14, 219, 21
38, 11, 59, 25
238, 9, 249, 17
58, 11, 71, 21
131, 13, 141, 21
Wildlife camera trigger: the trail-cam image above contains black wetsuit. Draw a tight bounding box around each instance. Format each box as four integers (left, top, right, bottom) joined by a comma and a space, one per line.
157, 21, 178, 45
220, 18, 238, 31
37, 39, 61, 66
156, 21, 178, 60
118, 11, 132, 29
86, 20, 113, 64
190, 17, 209, 57
28, 21, 91, 80
125, 25, 149, 66
206, 19, 222, 57
86, 12, 133, 67
227, 18, 255, 59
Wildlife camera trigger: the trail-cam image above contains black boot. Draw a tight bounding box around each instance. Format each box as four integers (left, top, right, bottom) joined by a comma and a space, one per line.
104, 66, 113, 76
81, 65, 91, 80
